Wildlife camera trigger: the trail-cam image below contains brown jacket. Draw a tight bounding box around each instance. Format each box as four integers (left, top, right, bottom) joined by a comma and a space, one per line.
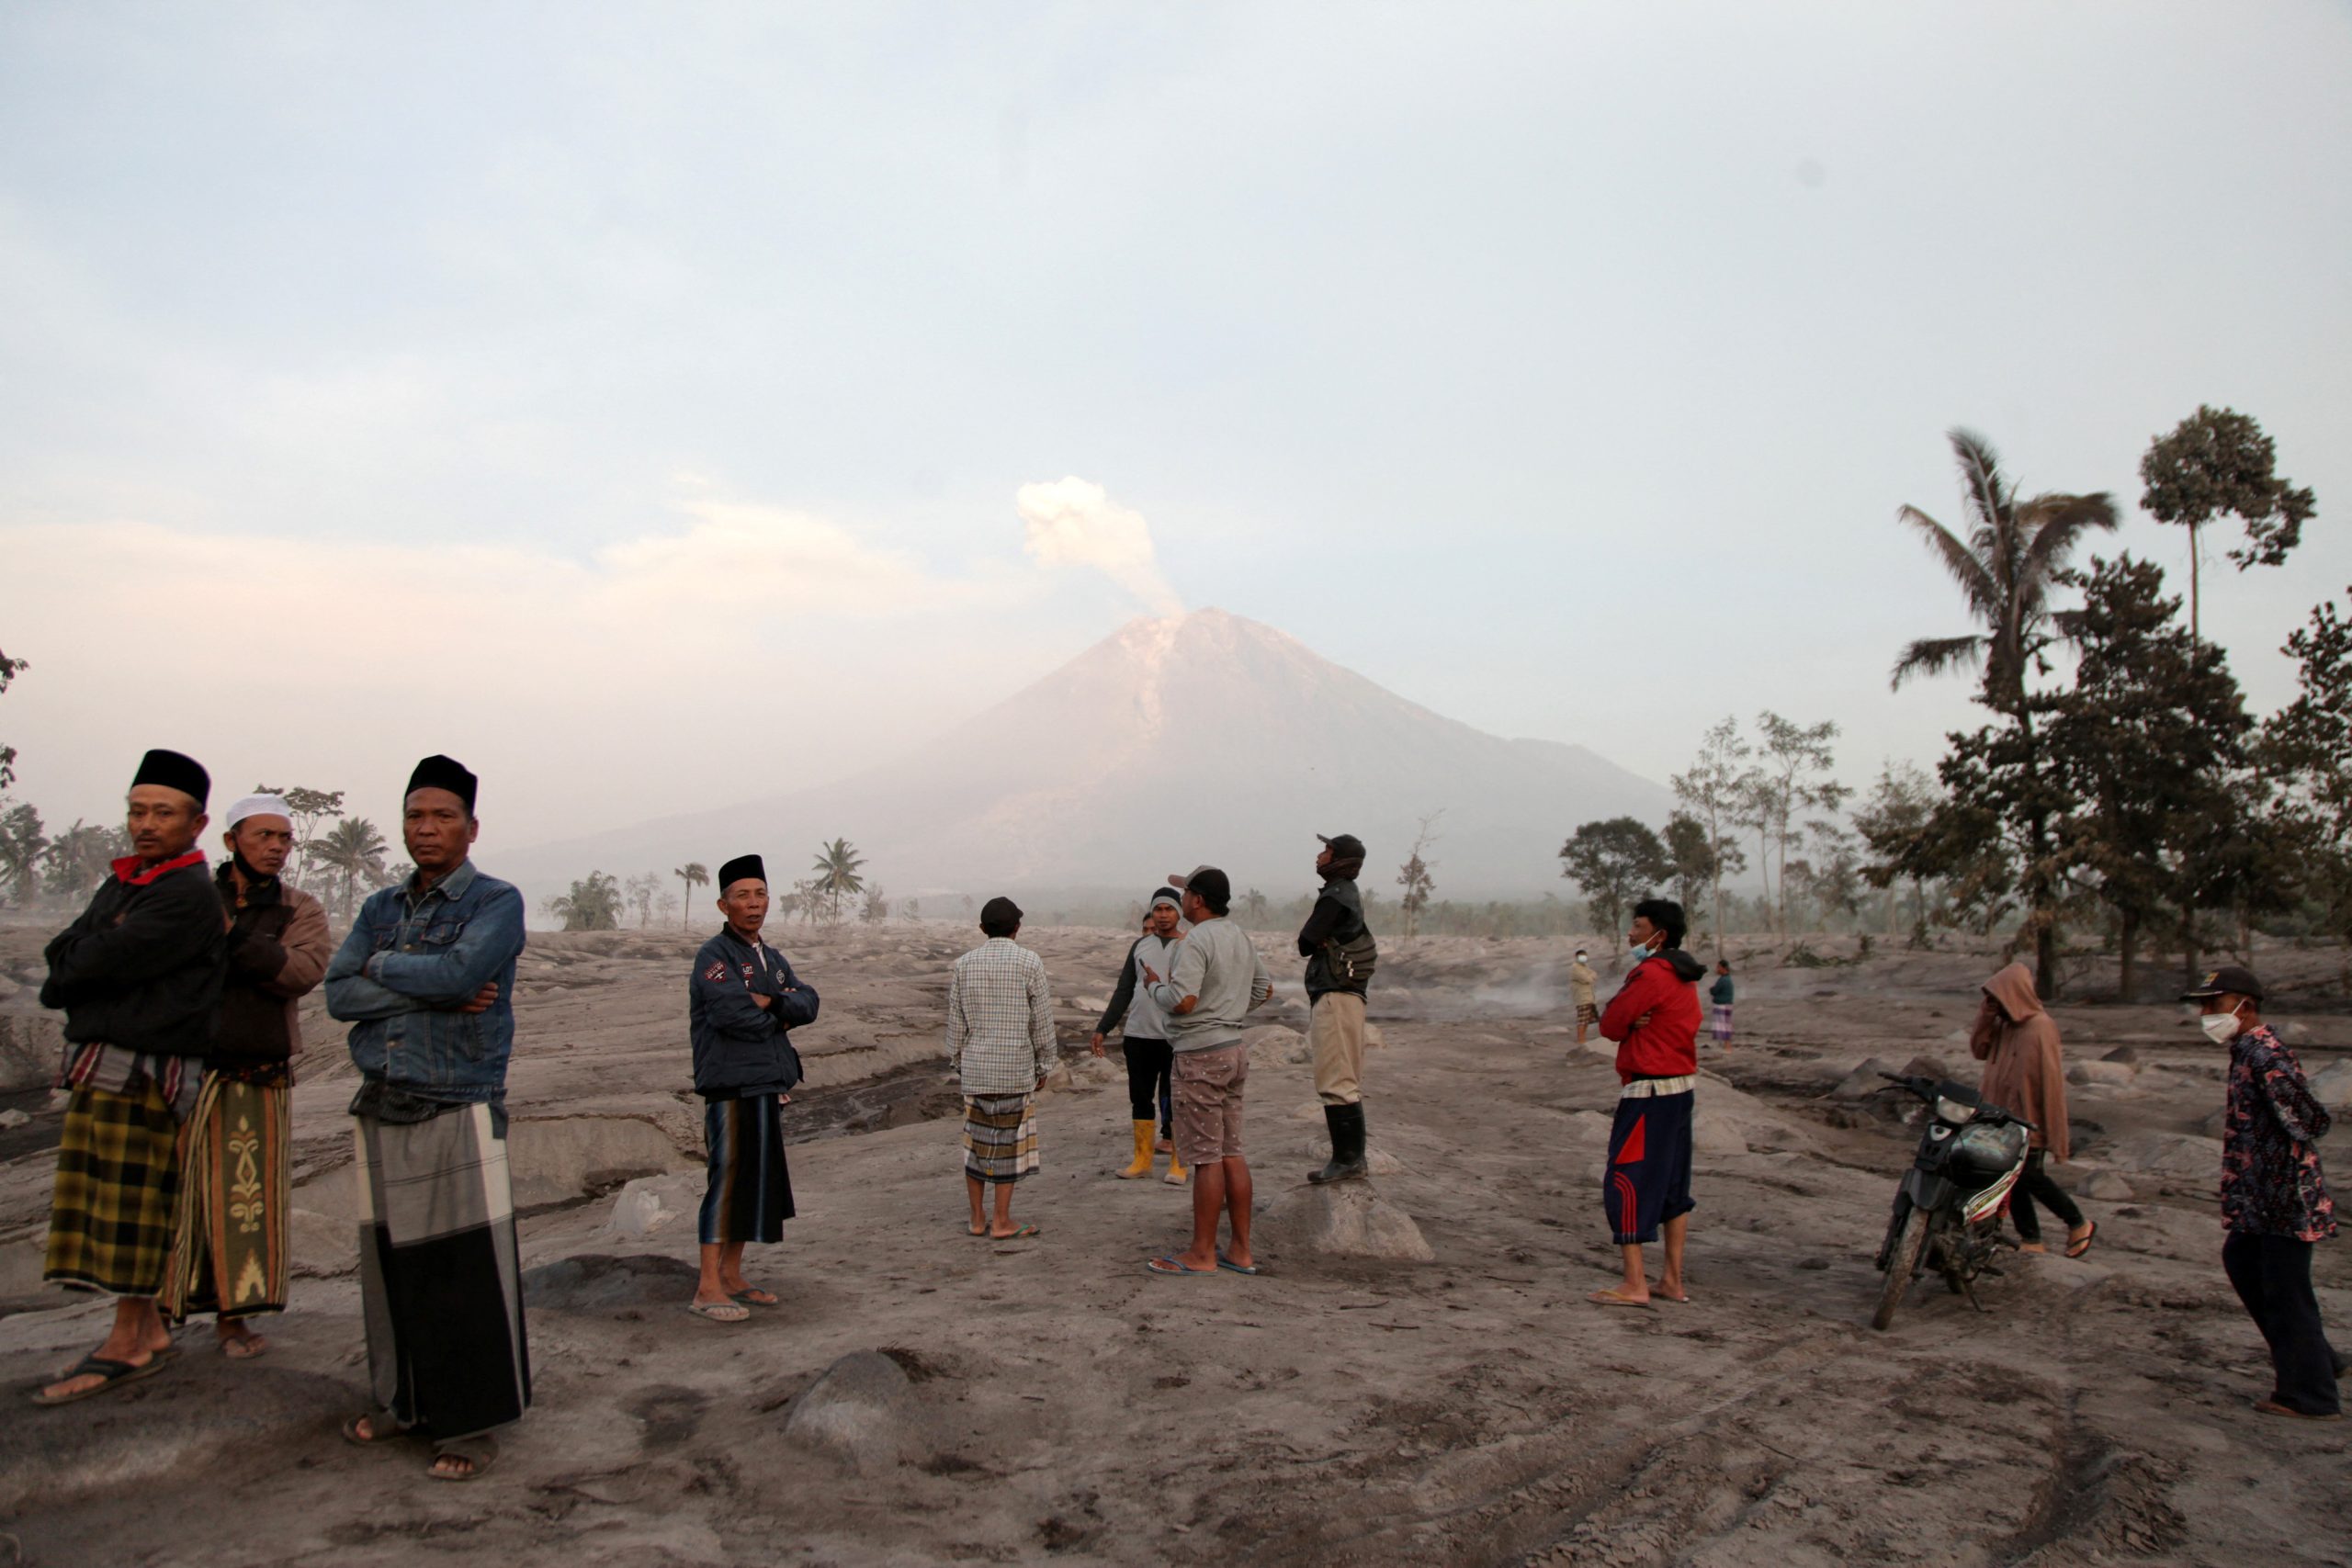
213, 865, 332, 1075
1969, 962, 2068, 1159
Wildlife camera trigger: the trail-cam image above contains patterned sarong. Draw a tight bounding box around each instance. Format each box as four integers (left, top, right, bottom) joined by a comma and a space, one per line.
962, 1093, 1039, 1184
356, 1105, 531, 1438
45, 1079, 181, 1296
161, 1076, 290, 1322
700, 1094, 796, 1245
1712, 1004, 1735, 1044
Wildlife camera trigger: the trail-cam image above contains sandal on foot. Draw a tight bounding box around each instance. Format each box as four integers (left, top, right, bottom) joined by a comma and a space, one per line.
1216, 1252, 1261, 1276
2253, 1398, 2343, 1421
1146, 1255, 1217, 1277
220, 1333, 271, 1360
686, 1299, 751, 1324
1588, 1288, 1653, 1308
729, 1287, 778, 1306
2065, 1221, 2098, 1259
31, 1350, 173, 1406
342, 1411, 409, 1445
989, 1224, 1040, 1241
429, 1436, 497, 1481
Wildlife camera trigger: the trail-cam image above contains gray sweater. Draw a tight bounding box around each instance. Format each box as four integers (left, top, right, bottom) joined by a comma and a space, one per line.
1148, 917, 1273, 1053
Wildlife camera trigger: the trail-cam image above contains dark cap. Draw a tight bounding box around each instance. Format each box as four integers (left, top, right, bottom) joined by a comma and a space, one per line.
980, 896, 1023, 933
405, 754, 479, 812
1149, 886, 1182, 909
717, 853, 765, 893
2181, 964, 2264, 1003
1317, 832, 1366, 861
1187, 866, 1232, 914
130, 748, 210, 808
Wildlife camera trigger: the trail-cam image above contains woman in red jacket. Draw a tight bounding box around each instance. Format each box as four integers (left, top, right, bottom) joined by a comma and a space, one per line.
1591, 897, 1708, 1307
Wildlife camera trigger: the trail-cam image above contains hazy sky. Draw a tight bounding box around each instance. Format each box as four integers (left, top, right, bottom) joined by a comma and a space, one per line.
4, 3, 2347, 849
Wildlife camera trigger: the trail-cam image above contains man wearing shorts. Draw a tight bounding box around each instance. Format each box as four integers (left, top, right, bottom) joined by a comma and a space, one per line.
1141, 867, 1272, 1277
1592, 897, 1707, 1307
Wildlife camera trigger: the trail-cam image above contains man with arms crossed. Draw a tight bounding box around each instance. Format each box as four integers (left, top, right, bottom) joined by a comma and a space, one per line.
1143, 867, 1273, 1277
33, 749, 225, 1404
327, 755, 529, 1481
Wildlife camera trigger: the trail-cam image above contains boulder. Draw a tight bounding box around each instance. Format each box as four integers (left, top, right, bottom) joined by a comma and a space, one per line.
1829, 1057, 1894, 1100
2102, 1045, 2140, 1066
1259, 1181, 1435, 1262
2309, 1061, 2352, 1109
0, 1107, 28, 1131
605, 1172, 699, 1238
1896, 1055, 1953, 1085
1693, 1106, 1748, 1157
2067, 1060, 2138, 1088
2106, 1133, 2222, 1179
2078, 1170, 2134, 1201
784, 1350, 927, 1473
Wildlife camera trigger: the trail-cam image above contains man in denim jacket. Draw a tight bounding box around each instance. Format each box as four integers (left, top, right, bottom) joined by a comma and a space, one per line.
326, 755, 529, 1482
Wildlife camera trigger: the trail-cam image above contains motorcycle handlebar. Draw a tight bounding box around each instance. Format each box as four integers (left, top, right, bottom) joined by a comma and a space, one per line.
1872, 1070, 2035, 1130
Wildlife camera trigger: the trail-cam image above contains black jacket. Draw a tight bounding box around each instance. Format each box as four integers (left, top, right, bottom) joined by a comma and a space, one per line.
1296, 874, 1371, 1004
41, 851, 227, 1060
689, 928, 820, 1099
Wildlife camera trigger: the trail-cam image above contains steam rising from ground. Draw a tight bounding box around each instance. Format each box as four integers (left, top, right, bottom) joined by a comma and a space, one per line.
1017, 477, 1183, 618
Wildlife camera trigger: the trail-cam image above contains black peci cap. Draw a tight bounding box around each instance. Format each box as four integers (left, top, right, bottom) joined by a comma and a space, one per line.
405, 754, 479, 812
717, 854, 765, 893
2181, 964, 2264, 1003
130, 748, 210, 808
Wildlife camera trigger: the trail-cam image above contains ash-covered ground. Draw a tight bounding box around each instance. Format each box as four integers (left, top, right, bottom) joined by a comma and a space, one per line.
0, 922, 2346, 1566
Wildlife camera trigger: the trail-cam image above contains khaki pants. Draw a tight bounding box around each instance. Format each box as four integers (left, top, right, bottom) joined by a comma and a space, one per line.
1309, 992, 1368, 1106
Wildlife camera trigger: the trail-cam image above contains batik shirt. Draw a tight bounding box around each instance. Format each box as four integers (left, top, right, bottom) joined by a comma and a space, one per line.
2220, 1024, 2335, 1242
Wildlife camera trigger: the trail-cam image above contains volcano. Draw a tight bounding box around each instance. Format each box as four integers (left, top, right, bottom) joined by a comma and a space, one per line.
505, 608, 1670, 901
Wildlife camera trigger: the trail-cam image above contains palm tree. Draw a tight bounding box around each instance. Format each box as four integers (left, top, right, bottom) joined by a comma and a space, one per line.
1893, 428, 2117, 993
546, 870, 624, 931
308, 817, 390, 919
40, 820, 123, 900
1892, 429, 2118, 707
0, 802, 48, 905
811, 838, 865, 925
675, 862, 708, 926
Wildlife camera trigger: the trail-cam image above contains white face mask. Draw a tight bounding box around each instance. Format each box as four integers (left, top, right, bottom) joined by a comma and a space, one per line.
2199, 1008, 2244, 1044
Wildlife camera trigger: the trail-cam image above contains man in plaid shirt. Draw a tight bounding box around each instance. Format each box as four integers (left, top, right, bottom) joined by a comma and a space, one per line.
947, 897, 1059, 1240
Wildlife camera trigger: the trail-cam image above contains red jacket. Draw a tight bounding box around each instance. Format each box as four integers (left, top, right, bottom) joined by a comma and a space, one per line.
1598, 948, 1706, 1083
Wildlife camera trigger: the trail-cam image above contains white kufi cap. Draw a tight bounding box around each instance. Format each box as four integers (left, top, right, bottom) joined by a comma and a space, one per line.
224, 792, 294, 829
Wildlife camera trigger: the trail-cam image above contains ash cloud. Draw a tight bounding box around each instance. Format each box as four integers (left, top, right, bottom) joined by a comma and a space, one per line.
1017, 477, 1183, 618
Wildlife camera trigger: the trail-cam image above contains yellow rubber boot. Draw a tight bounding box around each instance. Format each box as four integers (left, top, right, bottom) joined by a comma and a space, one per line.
1164, 1146, 1188, 1185
1116, 1120, 1155, 1179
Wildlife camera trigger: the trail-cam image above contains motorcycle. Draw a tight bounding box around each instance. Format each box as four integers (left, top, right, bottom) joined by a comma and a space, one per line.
1870, 1072, 2033, 1331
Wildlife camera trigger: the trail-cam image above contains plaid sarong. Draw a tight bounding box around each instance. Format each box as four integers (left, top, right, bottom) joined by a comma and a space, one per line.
962, 1093, 1039, 1184
1712, 1004, 1735, 1043
161, 1076, 290, 1322
356, 1104, 532, 1438
700, 1094, 796, 1245
45, 1079, 181, 1296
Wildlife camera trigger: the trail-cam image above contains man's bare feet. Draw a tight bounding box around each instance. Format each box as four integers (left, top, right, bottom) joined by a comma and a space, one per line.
2017, 1243, 2049, 1255
218, 1320, 270, 1359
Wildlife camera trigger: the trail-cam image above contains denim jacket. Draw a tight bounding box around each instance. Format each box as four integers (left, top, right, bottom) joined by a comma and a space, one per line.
325, 860, 527, 1103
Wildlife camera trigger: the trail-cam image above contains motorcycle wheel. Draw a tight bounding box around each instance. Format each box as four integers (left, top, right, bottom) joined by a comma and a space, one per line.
1871, 1208, 1929, 1331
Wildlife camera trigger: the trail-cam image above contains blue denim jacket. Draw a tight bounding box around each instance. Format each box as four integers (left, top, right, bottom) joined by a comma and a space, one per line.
325, 860, 527, 1103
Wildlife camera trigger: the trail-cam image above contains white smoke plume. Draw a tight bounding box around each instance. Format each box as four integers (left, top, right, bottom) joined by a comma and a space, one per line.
1017, 476, 1183, 618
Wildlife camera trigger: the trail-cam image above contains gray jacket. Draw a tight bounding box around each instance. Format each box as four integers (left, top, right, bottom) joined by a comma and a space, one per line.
1148, 918, 1273, 1053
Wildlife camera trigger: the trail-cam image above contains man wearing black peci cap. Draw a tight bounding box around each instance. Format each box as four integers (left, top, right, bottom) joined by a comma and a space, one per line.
1297, 832, 1376, 1184
2188, 964, 2342, 1420
326, 754, 531, 1478
685, 853, 818, 1323
33, 749, 226, 1406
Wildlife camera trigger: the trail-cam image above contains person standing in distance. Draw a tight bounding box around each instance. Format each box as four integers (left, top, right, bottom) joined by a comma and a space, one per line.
1591, 897, 1706, 1308
1297, 833, 1375, 1184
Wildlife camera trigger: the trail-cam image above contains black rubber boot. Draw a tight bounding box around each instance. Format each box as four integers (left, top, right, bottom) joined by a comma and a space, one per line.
1309, 1102, 1369, 1184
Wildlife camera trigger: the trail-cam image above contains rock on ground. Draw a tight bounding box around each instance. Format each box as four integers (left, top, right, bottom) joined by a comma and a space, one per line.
1260, 1180, 1435, 1261
2069, 1059, 2138, 1087
783, 1349, 927, 1473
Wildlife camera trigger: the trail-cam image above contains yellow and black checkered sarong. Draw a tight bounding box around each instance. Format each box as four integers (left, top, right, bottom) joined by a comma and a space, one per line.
45, 1079, 183, 1297
962, 1092, 1039, 1184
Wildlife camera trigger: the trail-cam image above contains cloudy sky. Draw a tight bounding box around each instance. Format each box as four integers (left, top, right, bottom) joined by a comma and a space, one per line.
3, 3, 2346, 848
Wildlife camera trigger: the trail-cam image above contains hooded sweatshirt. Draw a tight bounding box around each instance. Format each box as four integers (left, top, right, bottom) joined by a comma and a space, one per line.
1970, 962, 2068, 1159
1598, 945, 1709, 1083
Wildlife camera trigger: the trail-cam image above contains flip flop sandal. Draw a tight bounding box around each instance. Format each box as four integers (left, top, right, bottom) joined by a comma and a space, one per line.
30, 1350, 174, 1406
429, 1436, 498, 1481
1146, 1255, 1217, 1277
2065, 1221, 2098, 1259
2253, 1399, 2343, 1421
729, 1288, 779, 1306
1216, 1253, 1261, 1276
989, 1224, 1041, 1241
343, 1410, 415, 1445
685, 1299, 751, 1324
